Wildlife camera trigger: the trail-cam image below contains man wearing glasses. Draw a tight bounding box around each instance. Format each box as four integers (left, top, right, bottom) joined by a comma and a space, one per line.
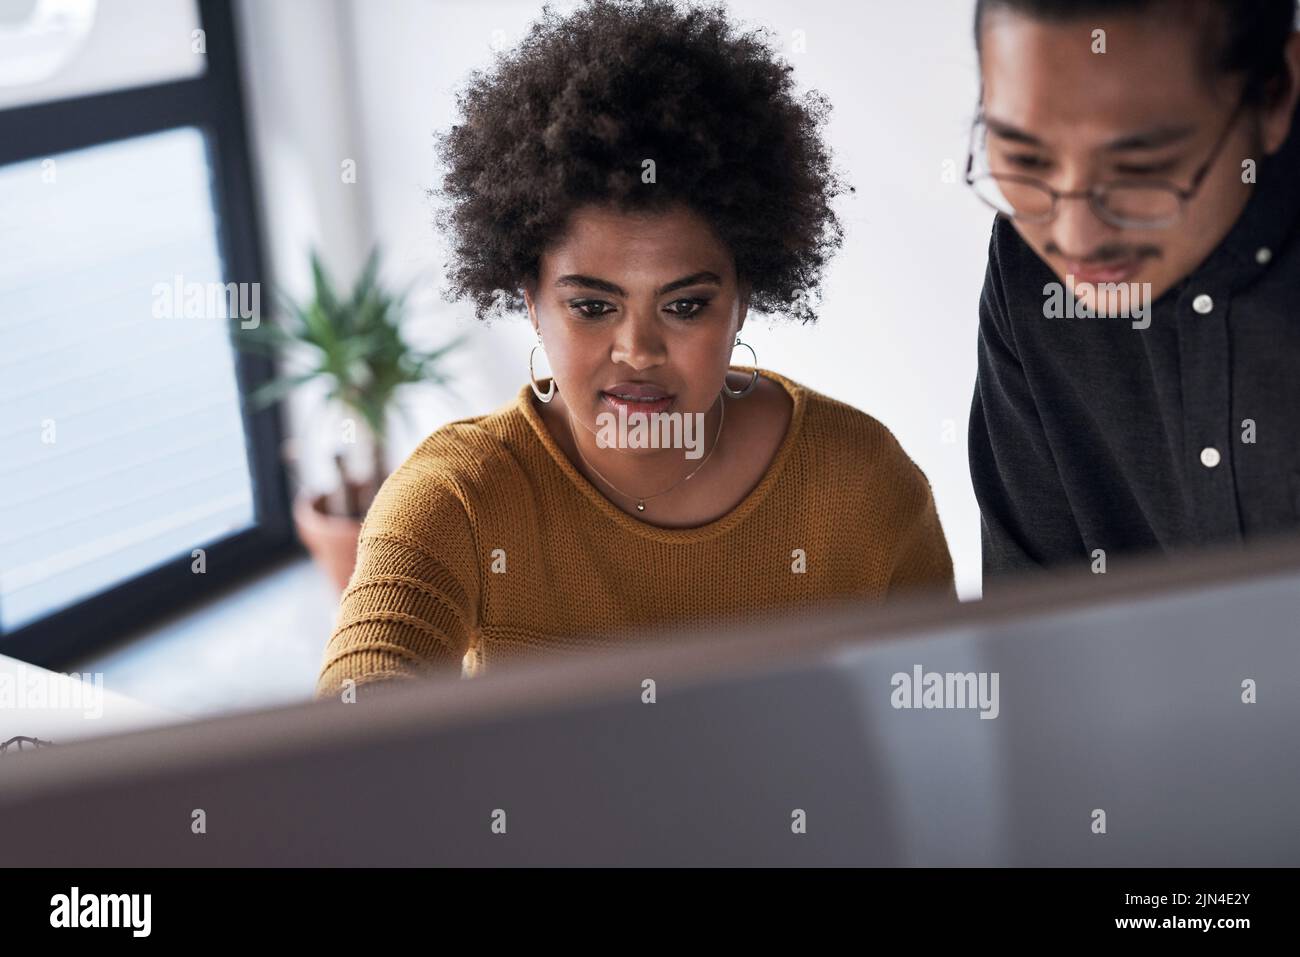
966, 0, 1300, 583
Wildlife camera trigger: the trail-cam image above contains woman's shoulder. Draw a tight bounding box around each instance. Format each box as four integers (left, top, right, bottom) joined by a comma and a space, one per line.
767, 370, 937, 502
767, 371, 912, 458
407, 393, 533, 475
362, 390, 537, 538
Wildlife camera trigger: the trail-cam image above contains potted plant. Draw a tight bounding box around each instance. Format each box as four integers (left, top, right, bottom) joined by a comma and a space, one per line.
232, 248, 463, 591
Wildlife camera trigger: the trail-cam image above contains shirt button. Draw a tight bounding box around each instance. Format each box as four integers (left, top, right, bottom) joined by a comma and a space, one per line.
1256, 247, 1272, 265
1200, 447, 1221, 468
1192, 294, 1214, 314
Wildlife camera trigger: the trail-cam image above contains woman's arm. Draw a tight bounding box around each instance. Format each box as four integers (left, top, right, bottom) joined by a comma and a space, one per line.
314, 471, 481, 700
887, 476, 956, 600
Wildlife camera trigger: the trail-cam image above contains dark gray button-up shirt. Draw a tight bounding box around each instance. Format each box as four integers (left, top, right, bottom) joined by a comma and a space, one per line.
969, 104, 1300, 581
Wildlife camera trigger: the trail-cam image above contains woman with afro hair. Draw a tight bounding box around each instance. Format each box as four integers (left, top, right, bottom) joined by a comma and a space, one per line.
315, 0, 954, 695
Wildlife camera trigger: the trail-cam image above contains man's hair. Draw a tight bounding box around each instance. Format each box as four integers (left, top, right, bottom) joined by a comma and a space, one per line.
435, 0, 846, 323
974, 0, 1298, 106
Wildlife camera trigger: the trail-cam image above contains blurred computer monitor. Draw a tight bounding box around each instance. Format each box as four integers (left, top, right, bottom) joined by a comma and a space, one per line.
1, 537, 1298, 866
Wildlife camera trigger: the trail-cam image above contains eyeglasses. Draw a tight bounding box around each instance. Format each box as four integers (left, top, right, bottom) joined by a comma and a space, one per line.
963, 95, 1246, 229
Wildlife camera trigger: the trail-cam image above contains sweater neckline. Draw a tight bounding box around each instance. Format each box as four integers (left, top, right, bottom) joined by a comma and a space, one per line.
517, 367, 807, 544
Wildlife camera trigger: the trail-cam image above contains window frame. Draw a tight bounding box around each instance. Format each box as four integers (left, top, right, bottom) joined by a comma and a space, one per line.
0, 0, 299, 669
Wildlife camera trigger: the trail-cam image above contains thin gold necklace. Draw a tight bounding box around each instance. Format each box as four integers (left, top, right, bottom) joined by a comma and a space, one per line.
565, 395, 725, 512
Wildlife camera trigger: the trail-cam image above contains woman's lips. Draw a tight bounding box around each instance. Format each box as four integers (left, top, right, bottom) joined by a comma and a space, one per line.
598, 392, 676, 416
1068, 259, 1143, 285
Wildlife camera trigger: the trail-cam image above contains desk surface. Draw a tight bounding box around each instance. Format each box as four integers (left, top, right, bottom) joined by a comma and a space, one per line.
0, 654, 183, 749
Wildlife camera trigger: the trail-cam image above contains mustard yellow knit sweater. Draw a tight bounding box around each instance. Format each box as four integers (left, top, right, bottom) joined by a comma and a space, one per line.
314, 369, 954, 697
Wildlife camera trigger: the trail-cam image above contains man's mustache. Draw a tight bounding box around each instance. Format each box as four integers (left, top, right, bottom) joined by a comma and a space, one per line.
1045, 243, 1162, 264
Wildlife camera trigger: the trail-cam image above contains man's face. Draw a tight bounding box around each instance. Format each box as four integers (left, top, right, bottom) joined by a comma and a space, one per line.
978, 8, 1272, 309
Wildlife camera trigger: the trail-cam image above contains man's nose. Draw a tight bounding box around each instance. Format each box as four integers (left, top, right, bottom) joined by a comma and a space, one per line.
1050, 188, 1118, 262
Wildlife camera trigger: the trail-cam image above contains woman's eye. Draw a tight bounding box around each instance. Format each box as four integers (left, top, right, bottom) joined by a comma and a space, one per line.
569, 300, 613, 318
665, 298, 709, 318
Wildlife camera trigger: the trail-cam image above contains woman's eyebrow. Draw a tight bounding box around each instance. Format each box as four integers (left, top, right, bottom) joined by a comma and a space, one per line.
656, 271, 722, 295
554, 271, 723, 296
555, 274, 625, 295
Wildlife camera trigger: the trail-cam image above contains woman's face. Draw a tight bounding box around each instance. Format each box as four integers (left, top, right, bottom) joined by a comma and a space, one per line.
524, 202, 748, 442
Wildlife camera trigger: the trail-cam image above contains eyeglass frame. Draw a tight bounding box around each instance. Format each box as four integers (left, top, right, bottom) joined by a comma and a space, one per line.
963, 91, 1248, 229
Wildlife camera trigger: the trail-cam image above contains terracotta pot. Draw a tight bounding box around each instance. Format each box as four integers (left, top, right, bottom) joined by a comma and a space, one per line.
293, 490, 364, 592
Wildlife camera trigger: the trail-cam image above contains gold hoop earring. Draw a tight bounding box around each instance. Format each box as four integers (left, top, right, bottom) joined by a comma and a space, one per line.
722, 335, 758, 398
529, 340, 556, 403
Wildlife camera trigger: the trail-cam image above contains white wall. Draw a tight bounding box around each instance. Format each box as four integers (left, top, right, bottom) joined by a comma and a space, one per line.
238, 0, 992, 598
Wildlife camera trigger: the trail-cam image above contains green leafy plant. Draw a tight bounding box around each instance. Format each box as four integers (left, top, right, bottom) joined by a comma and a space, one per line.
231, 247, 463, 517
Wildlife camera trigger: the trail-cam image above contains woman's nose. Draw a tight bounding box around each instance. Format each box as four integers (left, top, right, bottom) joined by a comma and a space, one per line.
610, 309, 667, 370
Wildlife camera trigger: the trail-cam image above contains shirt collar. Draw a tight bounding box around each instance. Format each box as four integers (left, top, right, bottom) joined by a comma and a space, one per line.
1201, 99, 1300, 288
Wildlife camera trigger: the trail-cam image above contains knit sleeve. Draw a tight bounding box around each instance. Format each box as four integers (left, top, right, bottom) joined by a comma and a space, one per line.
887, 466, 957, 600
314, 465, 482, 700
